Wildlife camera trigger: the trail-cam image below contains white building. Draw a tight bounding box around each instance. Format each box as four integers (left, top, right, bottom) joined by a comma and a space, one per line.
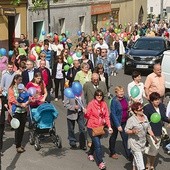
147, 0, 170, 17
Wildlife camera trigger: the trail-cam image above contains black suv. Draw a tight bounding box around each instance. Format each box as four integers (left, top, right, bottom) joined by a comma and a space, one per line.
124, 37, 170, 74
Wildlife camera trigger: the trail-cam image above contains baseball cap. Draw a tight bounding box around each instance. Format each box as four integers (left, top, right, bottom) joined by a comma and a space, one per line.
18, 83, 25, 90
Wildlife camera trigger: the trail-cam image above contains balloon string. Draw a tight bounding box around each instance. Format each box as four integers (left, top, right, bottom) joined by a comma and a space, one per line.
75, 97, 84, 110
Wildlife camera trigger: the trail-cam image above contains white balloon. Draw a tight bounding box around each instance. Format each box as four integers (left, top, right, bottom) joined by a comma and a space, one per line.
10, 118, 20, 129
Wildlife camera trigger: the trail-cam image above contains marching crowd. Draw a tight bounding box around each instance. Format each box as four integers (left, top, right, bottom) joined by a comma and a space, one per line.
0, 20, 170, 170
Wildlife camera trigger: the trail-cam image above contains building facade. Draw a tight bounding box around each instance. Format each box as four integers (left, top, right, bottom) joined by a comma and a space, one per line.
0, 0, 27, 50
27, 0, 147, 42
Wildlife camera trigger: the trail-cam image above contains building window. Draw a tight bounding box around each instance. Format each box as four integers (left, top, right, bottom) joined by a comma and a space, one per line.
79, 16, 85, 32
15, 14, 21, 38
150, 7, 153, 13
59, 18, 65, 34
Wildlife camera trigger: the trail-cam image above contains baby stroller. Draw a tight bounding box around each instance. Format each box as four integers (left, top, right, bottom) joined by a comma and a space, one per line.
29, 102, 62, 151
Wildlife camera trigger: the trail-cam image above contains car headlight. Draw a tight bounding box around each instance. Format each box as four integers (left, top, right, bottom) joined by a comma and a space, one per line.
152, 56, 161, 61
127, 55, 134, 60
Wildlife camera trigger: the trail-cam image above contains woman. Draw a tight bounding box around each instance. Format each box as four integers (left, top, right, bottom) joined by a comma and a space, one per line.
143, 92, 170, 170
52, 55, 66, 102
36, 52, 50, 69
0, 87, 8, 156
8, 74, 28, 153
74, 63, 92, 86
61, 49, 69, 63
125, 102, 157, 170
109, 86, 131, 160
95, 63, 109, 92
15, 61, 26, 75
85, 89, 113, 170
26, 72, 47, 108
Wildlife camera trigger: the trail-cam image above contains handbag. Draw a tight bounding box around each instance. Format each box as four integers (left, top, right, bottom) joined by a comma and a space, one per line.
92, 126, 105, 136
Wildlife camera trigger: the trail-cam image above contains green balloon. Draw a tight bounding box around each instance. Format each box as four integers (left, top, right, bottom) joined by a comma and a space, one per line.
109, 98, 112, 107
76, 52, 82, 58
67, 56, 73, 64
59, 35, 63, 42
35, 46, 41, 54
130, 85, 140, 98
91, 37, 96, 42
65, 30, 70, 37
105, 22, 109, 26
64, 65, 70, 72
150, 113, 161, 123
114, 28, 118, 34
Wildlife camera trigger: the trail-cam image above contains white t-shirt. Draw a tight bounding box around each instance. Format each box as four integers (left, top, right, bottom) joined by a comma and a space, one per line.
127, 81, 145, 103
56, 63, 63, 79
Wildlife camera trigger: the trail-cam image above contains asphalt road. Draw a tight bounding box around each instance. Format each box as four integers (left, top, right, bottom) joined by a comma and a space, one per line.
1, 70, 170, 170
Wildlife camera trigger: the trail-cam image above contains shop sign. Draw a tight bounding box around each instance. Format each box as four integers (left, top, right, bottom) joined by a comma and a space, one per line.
3, 8, 16, 16
91, 4, 111, 15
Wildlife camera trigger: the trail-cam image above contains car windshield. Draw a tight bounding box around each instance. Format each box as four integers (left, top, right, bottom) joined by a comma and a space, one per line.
133, 39, 165, 51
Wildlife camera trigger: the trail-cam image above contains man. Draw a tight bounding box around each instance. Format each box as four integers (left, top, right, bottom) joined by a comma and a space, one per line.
87, 46, 97, 68
64, 92, 86, 150
144, 63, 165, 100
38, 60, 52, 102
1, 62, 16, 94
22, 60, 39, 86
1, 62, 16, 123
94, 38, 109, 53
83, 73, 108, 104
95, 48, 112, 76
66, 60, 80, 87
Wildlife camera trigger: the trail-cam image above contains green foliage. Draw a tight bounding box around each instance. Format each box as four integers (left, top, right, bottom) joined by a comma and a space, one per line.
11, 0, 21, 5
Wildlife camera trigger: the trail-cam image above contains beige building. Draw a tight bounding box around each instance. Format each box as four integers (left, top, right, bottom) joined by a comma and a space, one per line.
0, 0, 27, 50
92, 0, 147, 31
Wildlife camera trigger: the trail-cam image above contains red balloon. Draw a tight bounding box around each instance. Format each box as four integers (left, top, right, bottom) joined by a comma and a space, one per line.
54, 35, 59, 41
29, 54, 36, 61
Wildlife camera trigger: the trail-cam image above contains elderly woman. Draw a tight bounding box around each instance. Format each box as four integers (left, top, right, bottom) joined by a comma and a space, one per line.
109, 86, 131, 160
74, 63, 92, 86
125, 102, 156, 170
85, 89, 113, 170
8, 74, 29, 153
143, 92, 170, 170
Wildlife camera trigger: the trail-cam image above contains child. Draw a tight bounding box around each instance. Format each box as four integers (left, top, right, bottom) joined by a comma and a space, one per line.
12, 83, 30, 114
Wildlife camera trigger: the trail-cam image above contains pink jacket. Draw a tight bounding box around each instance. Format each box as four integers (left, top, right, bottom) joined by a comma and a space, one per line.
85, 99, 111, 129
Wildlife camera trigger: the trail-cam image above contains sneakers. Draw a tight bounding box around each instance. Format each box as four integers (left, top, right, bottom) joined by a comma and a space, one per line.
88, 155, 94, 161
110, 153, 119, 159
98, 162, 106, 169
54, 98, 58, 102
16, 147, 25, 153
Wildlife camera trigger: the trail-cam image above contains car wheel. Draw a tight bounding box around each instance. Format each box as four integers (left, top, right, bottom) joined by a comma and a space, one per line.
124, 65, 130, 75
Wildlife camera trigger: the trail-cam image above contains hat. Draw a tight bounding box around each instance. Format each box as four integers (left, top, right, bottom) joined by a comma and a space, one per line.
18, 83, 25, 90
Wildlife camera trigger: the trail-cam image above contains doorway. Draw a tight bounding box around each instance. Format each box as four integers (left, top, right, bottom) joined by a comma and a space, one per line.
33, 21, 44, 41
8, 16, 15, 50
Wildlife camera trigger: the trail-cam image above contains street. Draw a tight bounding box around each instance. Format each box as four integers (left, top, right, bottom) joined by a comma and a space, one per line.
1, 70, 170, 170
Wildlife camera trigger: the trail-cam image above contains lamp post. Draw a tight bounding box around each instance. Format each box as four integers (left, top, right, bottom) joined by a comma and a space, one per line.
47, 0, 51, 33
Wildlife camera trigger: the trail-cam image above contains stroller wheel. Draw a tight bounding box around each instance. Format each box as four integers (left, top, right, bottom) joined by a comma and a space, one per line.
34, 136, 41, 151
29, 132, 35, 145
54, 135, 62, 148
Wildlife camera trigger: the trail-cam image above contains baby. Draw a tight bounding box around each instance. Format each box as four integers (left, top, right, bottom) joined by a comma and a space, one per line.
12, 83, 30, 114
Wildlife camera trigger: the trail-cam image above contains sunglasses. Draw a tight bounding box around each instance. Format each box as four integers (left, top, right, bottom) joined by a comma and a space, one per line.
137, 108, 143, 111
96, 94, 102, 97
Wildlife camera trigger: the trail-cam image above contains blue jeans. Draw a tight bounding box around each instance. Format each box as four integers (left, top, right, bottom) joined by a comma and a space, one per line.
87, 128, 103, 165
67, 112, 86, 147
109, 122, 131, 158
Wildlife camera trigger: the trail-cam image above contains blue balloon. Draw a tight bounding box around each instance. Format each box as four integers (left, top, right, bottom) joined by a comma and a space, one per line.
42, 31, 46, 35
8, 50, 14, 57
64, 88, 75, 98
103, 28, 106, 32
0, 48, 7, 56
77, 31, 81, 36
27, 87, 37, 96
72, 82, 82, 96
115, 63, 123, 70
62, 37, 67, 42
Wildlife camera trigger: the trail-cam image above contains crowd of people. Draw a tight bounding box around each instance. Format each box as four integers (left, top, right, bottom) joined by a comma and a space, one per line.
0, 20, 170, 170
